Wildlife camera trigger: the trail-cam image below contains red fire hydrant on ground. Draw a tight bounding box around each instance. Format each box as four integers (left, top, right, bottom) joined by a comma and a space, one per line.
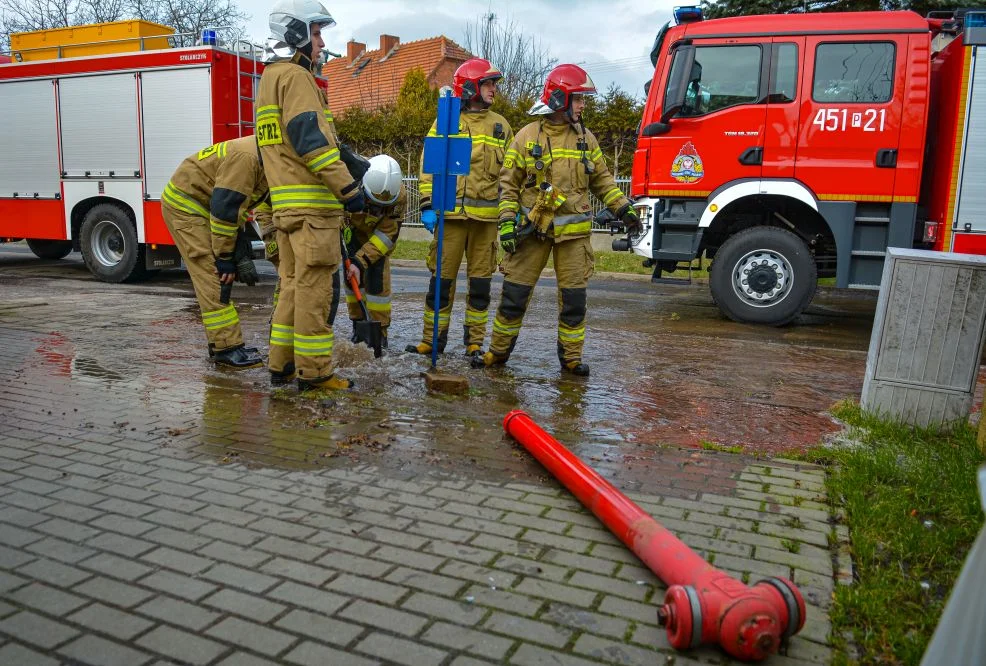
503, 410, 806, 662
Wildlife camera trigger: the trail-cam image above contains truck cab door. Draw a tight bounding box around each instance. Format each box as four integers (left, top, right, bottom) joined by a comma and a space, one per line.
642, 37, 767, 198
762, 38, 805, 179
794, 36, 907, 200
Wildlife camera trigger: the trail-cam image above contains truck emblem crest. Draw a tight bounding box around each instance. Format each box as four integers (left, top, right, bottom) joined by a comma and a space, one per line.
670, 142, 704, 183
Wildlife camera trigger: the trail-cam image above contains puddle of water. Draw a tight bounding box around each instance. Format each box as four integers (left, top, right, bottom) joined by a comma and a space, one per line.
15, 273, 878, 479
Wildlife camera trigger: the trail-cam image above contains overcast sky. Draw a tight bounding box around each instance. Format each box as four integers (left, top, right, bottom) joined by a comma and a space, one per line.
240, 0, 681, 99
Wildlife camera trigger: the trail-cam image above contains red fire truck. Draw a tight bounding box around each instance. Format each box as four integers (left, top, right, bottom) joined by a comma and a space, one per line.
0, 26, 262, 282
621, 7, 986, 325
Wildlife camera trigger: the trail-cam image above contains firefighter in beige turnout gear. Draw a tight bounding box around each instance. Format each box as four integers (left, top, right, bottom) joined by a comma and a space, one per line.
405, 58, 513, 358
344, 155, 405, 346
473, 64, 641, 376
260, 0, 365, 391
161, 136, 269, 368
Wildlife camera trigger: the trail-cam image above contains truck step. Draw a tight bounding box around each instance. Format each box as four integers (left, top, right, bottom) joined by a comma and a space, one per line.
854, 216, 891, 224
651, 275, 693, 286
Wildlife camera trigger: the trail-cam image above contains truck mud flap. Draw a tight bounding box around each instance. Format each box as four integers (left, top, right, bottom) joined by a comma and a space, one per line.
145, 243, 181, 270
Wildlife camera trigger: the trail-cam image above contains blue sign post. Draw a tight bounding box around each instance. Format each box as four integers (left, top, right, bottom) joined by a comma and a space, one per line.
421, 90, 472, 369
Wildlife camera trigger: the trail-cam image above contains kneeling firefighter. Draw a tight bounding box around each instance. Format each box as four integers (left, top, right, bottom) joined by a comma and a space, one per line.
161, 136, 269, 368
472, 64, 641, 376
343, 155, 405, 348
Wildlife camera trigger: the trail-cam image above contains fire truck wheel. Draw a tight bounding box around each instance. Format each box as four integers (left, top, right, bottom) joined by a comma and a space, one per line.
80, 203, 147, 283
709, 226, 817, 326
26, 239, 73, 260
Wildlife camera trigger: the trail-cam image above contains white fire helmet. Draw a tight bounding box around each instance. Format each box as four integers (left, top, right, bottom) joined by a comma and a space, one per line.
362, 155, 402, 206
269, 0, 335, 48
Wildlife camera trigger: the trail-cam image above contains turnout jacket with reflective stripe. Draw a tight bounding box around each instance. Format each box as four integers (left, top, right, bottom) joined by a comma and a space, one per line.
418, 108, 512, 221
255, 58, 356, 218
163, 136, 268, 258
347, 186, 406, 268
499, 120, 629, 242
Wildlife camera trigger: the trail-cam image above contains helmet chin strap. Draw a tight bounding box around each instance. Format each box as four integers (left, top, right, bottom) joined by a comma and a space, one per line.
294, 42, 317, 72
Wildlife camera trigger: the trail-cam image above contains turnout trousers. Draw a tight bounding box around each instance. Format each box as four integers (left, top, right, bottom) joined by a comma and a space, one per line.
418, 218, 498, 350
488, 234, 594, 365
268, 213, 342, 382
162, 203, 244, 353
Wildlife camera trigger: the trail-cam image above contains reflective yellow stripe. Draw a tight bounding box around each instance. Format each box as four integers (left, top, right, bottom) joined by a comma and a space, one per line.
324, 109, 334, 123
551, 148, 587, 159
418, 182, 433, 194
210, 219, 239, 237
270, 185, 341, 210
197, 142, 228, 160
463, 206, 499, 220
558, 324, 585, 342
602, 188, 624, 205
256, 105, 281, 119
424, 311, 451, 326
554, 220, 592, 237
202, 305, 239, 331
504, 148, 526, 167
306, 148, 341, 173
370, 230, 394, 254
427, 129, 470, 139
493, 317, 521, 336
255, 201, 272, 213
162, 182, 209, 218
472, 134, 507, 149
589, 147, 603, 161
365, 299, 391, 313
270, 323, 294, 347
345, 294, 359, 304
294, 332, 334, 356
499, 201, 520, 212
465, 309, 488, 325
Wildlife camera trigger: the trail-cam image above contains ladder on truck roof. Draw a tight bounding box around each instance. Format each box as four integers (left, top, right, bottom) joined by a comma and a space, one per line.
234, 39, 263, 138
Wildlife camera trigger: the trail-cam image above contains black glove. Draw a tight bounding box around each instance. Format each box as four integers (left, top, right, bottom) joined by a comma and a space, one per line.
215, 256, 236, 276
618, 203, 643, 235
235, 256, 259, 286
340, 143, 371, 182
344, 189, 366, 213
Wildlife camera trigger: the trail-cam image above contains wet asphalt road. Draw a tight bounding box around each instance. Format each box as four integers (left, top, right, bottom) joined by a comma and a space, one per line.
1, 244, 877, 478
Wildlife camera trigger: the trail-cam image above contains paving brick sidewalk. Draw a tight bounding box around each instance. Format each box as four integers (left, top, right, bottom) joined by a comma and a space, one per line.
1, 279, 843, 665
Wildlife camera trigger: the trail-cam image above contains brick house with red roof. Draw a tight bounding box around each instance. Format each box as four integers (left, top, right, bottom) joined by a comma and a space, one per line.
321, 34, 472, 114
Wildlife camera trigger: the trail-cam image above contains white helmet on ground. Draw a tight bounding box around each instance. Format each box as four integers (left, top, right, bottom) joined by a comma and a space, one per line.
269, 0, 335, 48
362, 155, 402, 206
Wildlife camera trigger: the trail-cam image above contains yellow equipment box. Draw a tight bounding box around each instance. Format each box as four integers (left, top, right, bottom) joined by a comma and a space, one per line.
11, 20, 174, 61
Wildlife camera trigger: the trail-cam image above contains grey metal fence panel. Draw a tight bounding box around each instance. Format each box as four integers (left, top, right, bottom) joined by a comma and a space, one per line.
400, 176, 630, 230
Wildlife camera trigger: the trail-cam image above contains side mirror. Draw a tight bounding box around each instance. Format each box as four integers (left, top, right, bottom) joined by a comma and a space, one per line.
661, 45, 695, 123
641, 122, 671, 136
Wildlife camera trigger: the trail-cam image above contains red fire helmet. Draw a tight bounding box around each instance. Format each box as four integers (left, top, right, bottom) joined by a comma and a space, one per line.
453, 58, 503, 102
540, 63, 597, 111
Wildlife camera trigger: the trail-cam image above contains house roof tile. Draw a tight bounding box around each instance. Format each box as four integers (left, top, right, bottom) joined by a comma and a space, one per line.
322, 35, 471, 113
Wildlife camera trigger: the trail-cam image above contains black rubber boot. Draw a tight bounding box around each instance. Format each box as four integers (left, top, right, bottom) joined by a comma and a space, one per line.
209, 345, 258, 358
298, 375, 353, 391
561, 360, 590, 377
214, 345, 263, 369
270, 362, 296, 386
471, 351, 508, 369
405, 341, 445, 355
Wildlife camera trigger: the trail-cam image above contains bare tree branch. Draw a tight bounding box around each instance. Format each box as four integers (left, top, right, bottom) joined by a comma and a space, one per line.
1, 0, 248, 53
462, 12, 556, 105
